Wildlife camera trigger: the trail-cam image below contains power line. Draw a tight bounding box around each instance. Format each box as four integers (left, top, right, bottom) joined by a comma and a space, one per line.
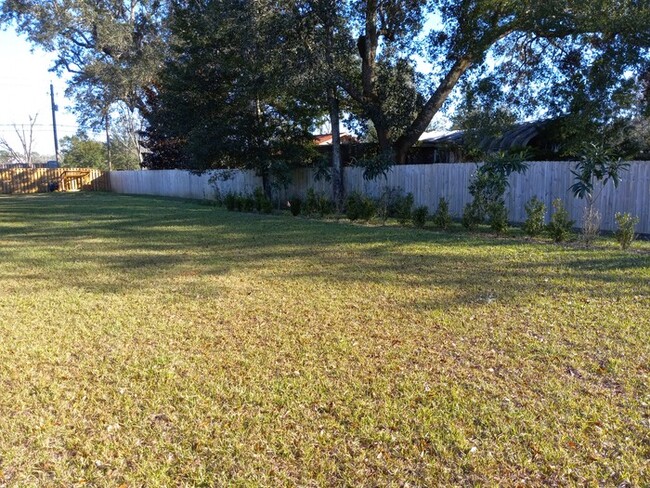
0, 124, 80, 128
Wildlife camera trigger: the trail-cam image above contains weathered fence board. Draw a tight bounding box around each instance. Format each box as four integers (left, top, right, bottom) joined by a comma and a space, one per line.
0, 168, 110, 194
108, 162, 650, 234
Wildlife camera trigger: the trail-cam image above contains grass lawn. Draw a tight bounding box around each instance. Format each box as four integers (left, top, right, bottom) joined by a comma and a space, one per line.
0, 192, 648, 487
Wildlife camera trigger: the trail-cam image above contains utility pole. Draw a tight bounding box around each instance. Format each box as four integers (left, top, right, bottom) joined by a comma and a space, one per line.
50, 82, 59, 163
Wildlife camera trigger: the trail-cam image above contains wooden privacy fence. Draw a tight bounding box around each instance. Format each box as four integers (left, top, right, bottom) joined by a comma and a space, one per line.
0, 168, 110, 194
108, 161, 650, 234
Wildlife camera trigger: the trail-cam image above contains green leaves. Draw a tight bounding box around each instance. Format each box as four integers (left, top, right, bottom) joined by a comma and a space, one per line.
570, 143, 630, 199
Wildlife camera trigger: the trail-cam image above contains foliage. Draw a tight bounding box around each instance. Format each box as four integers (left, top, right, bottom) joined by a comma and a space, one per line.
411, 205, 429, 228
1, 0, 168, 128
376, 187, 413, 224
523, 197, 547, 237
614, 212, 640, 250
304, 188, 334, 217
487, 201, 508, 234
288, 197, 302, 217
253, 188, 273, 214
359, 151, 394, 182
432, 198, 452, 230
141, 0, 320, 198
394, 192, 415, 225
224, 192, 238, 212
346, 192, 376, 221
60, 135, 106, 169
570, 143, 630, 200
462, 202, 482, 230
223, 191, 266, 214
464, 151, 528, 228
547, 198, 574, 243
325, 0, 650, 164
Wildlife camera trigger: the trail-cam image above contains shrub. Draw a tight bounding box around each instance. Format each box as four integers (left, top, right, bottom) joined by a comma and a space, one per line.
304, 188, 319, 215
252, 187, 274, 214
376, 187, 413, 224
346, 192, 376, 221
523, 197, 546, 237
487, 201, 508, 234
241, 195, 256, 212
462, 202, 482, 230
432, 197, 452, 230
224, 192, 238, 211
412, 205, 428, 228
464, 152, 529, 228
394, 192, 414, 225
614, 212, 639, 250
288, 197, 302, 216
304, 188, 334, 217
260, 198, 274, 214
547, 198, 574, 242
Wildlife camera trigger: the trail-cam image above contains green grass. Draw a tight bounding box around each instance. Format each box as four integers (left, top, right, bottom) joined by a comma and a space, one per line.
0, 192, 648, 487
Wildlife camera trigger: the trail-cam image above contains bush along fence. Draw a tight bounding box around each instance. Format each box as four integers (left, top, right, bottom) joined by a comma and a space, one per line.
0, 168, 110, 194
108, 161, 650, 235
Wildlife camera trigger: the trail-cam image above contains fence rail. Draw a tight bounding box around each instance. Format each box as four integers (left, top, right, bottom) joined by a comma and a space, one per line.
0, 168, 110, 194
108, 162, 650, 234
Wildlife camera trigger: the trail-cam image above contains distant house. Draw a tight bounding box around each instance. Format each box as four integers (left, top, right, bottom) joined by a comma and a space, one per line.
313, 133, 358, 145
414, 121, 562, 163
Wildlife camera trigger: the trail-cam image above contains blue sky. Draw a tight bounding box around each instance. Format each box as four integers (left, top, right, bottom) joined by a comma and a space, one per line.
0, 26, 79, 156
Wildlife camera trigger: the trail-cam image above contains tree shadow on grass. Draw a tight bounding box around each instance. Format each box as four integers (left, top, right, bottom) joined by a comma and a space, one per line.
0, 193, 648, 308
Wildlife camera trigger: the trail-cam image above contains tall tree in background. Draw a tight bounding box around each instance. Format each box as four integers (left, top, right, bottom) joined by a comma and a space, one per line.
144, 0, 322, 197
294, 0, 356, 208
60, 134, 106, 169
1, 0, 168, 145
333, 0, 650, 163
141, 0, 649, 177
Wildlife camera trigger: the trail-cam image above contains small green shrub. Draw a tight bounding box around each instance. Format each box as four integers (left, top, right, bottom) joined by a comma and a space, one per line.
288, 197, 302, 216
547, 198, 574, 242
304, 188, 334, 217
304, 188, 319, 215
614, 212, 639, 250
523, 197, 546, 237
487, 201, 508, 234
377, 187, 413, 224
346, 192, 376, 221
260, 198, 273, 214
412, 205, 428, 228
224, 192, 238, 211
241, 195, 256, 213
252, 187, 273, 214
462, 202, 482, 230
432, 197, 452, 230
394, 192, 414, 225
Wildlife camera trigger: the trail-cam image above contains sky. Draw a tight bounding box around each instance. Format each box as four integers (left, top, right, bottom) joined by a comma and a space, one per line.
0, 26, 80, 157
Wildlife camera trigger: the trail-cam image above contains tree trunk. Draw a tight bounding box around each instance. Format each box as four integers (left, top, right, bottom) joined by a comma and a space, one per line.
261, 168, 272, 201
328, 88, 344, 210
394, 57, 474, 161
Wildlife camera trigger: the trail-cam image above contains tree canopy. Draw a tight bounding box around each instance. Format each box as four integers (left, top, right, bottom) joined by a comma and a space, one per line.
1, 0, 168, 128
5, 0, 649, 175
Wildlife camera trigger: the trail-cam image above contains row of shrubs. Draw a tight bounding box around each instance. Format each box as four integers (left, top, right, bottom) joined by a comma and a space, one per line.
223, 188, 274, 214
220, 187, 640, 249
518, 196, 639, 250
290, 189, 453, 229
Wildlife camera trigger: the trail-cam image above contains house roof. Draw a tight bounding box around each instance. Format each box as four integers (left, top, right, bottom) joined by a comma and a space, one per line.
419, 121, 548, 152
313, 133, 358, 145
